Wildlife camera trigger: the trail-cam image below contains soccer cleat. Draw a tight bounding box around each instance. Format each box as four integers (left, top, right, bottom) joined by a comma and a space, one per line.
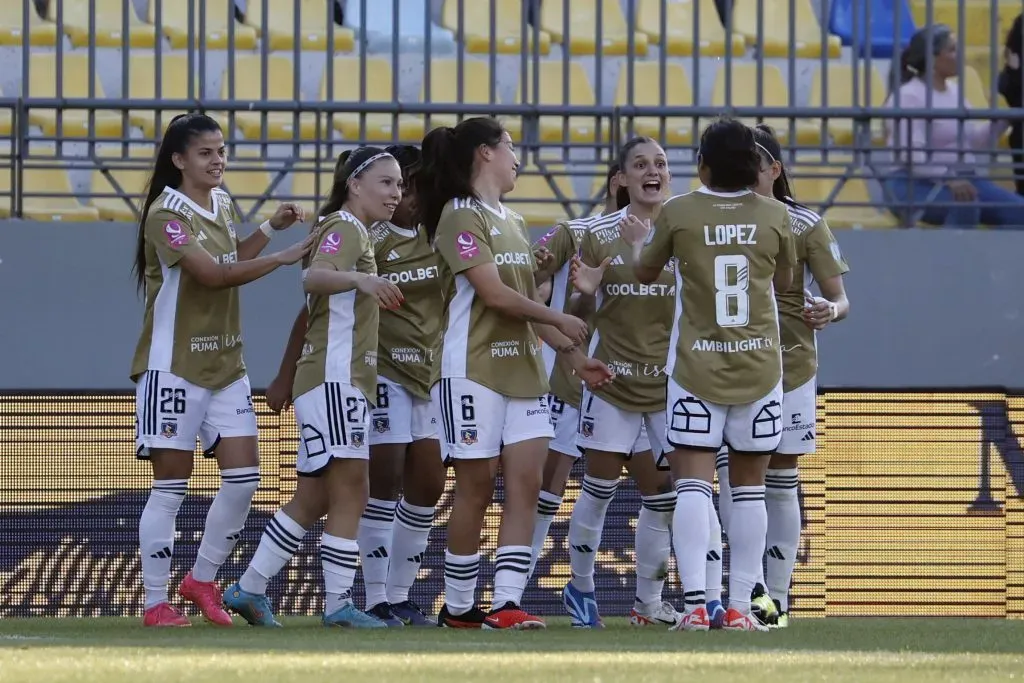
629, 599, 682, 627
178, 572, 233, 626
222, 582, 282, 627
772, 601, 790, 629
706, 600, 727, 629
483, 601, 546, 630
562, 582, 604, 628
750, 583, 779, 626
391, 600, 434, 626
437, 604, 488, 629
142, 602, 191, 627
322, 602, 388, 628
722, 607, 770, 632
366, 602, 405, 627
669, 606, 710, 632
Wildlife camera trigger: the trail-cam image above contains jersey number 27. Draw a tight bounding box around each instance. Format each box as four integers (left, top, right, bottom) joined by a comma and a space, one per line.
714, 254, 750, 327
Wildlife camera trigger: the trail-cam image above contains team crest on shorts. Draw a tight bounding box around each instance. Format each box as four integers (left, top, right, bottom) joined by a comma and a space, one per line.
160, 421, 178, 438
460, 428, 478, 446
581, 419, 594, 438
351, 430, 366, 448
372, 416, 390, 433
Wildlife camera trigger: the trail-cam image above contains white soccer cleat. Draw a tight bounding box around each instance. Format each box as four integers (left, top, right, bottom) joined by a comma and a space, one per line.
629, 599, 682, 627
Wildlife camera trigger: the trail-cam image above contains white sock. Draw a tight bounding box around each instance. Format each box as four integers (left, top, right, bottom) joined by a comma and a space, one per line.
239, 510, 308, 595
139, 479, 187, 609
443, 551, 479, 615
765, 468, 800, 612
491, 545, 532, 608
322, 533, 359, 614
357, 497, 397, 609
386, 499, 434, 604
568, 475, 619, 593
635, 492, 674, 605
672, 478, 711, 614
715, 447, 731, 534
706, 496, 724, 604
528, 490, 563, 582
192, 467, 260, 583
729, 485, 767, 615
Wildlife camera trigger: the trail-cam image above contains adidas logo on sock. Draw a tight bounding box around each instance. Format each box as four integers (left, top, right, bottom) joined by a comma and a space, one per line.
801, 431, 815, 441
150, 546, 172, 559
767, 545, 785, 560
226, 532, 240, 542
706, 550, 721, 562
368, 546, 389, 559
408, 553, 423, 563
571, 544, 594, 554
386, 249, 400, 261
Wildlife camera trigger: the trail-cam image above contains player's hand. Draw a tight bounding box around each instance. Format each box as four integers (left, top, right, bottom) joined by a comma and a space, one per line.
555, 313, 588, 347
570, 255, 611, 296
358, 274, 404, 310
270, 202, 306, 230
946, 179, 977, 202
802, 294, 836, 331
574, 357, 615, 390
618, 213, 652, 246
266, 373, 293, 413
275, 233, 317, 265
533, 247, 555, 274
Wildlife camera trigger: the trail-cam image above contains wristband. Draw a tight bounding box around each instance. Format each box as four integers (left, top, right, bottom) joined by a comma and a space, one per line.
259, 220, 275, 238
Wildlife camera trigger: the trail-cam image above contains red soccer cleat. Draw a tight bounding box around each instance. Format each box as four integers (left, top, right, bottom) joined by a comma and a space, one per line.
142, 602, 191, 627
483, 602, 546, 630
178, 572, 234, 626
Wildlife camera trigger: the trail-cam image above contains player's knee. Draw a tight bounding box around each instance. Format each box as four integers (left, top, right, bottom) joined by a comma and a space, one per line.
768, 453, 799, 470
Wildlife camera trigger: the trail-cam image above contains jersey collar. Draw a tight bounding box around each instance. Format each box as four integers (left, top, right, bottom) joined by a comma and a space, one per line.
164, 186, 219, 222
695, 186, 752, 198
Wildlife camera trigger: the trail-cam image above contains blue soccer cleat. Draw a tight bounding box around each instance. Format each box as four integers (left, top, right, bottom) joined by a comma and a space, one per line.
366, 602, 405, 627
562, 581, 604, 629
707, 599, 726, 629
391, 600, 434, 626
222, 582, 282, 627
323, 602, 388, 628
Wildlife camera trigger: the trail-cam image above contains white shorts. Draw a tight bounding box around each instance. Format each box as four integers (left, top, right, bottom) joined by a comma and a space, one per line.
546, 394, 581, 458
294, 382, 370, 474
369, 377, 441, 445
135, 370, 257, 458
577, 388, 666, 468
777, 377, 817, 455
665, 378, 783, 454
432, 378, 554, 460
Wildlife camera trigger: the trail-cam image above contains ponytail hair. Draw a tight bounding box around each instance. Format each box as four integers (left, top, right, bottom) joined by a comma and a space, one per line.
893, 23, 953, 90
318, 146, 392, 218
413, 117, 505, 241
384, 144, 421, 185
134, 113, 221, 293
751, 124, 801, 208
696, 118, 760, 192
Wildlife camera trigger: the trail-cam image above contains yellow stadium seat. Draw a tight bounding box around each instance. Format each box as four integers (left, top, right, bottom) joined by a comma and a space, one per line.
707, 63, 819, 146
441, 0, 551, 55
217, 55, 320, 141
47, 0, 157, 48
615, 62, 696, 145
26, 54, 126, 139
222, 148, 279, 222
953, 65, 993, 108
421, 59, 500, 130
4, 155, 101, 221
242, 0, 355, 51
508, 61, 610, 144
148, 0, 257, 49
732, 0, 841, 58
791, 166, 899, 229
0, 3, 58, 46
319, 58, 423, 143
505, 164, 578, 226
805, 64, 888, 146
287, 164, 335, 208
910, 0, 1020, 49
636, 0, 744, 57
0, 108, 10, 136
127, 55, 197, 138
540, 0, 648, 56
89, 147, 154, 222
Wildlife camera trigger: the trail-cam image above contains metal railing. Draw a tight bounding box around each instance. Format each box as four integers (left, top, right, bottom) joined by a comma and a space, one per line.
3, 0, 1024, 227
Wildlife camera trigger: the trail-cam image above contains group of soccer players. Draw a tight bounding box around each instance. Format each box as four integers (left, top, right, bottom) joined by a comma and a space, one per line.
130, 111, 849, 631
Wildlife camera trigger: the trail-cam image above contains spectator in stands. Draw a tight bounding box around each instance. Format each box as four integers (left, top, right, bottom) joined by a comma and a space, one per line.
883, 25, 1024, 229
998, 12, 1024, 196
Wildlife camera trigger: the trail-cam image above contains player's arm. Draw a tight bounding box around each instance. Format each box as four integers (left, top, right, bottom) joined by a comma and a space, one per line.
534, 277, 554, 305
773, 207, 797, 293
237, 202, 306, 262
534, 324, 614, 389
531, 222, 573, 285
303, 222, 403, 308
568, 291, 595, 319
631, 211, 673, 284
266, 304, 308, 413
803, 220, 850, 329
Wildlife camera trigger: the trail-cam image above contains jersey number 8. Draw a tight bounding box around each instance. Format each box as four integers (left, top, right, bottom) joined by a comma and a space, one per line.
714, 254, 750, 328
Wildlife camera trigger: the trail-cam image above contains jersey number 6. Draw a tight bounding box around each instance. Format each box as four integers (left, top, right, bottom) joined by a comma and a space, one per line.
714, 254, 750, 328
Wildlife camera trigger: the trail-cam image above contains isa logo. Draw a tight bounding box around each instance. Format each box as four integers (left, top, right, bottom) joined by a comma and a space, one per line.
456, 232, 479, 261
320, 232, 342, 255
163, 221, 189, 248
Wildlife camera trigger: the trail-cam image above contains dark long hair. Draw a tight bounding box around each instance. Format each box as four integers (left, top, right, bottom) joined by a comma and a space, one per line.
614, 136, 658, 210
412, 117, 505, 241
385, 144, 421, 187
751, 124, 801, 208
894, 24, 953, 90
318, 146, 391, 218
697, 118, 760, 192
134, 113, 222, 292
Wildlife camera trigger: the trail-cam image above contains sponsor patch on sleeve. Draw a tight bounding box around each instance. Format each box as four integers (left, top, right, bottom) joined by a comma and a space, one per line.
319, 231, 342, 255
163, 220, 189, 248
456, 231, 480, 261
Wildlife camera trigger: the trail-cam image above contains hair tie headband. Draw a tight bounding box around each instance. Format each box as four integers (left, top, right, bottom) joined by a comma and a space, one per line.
754, 142, 776, 164
349, 152, 394, 179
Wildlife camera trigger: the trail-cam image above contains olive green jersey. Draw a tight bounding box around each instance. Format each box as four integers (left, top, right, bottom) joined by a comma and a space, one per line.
583, 207, 675, 412
433, 198, 548, 398
776, 202, 849, 392
130, 187, 245, 390
370, 221, 442, 400
293, 211, 380, 402
640, 187, 797, 405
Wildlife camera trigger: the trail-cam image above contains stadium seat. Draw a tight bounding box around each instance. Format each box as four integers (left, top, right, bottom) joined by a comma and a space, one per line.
243, 0, 355, 51
148, 0, 257, 49
733, 0, 842, 58
2, 153, 101, 221
791, 163, 900, 229
346, 0, 456, 53
508, 61, 610, 144
505, 163, 578, 226
217, 55, 320, 141
47, 0, 157, 48
615, 62, 696, 145
287, 162, 335, 208
707, 63, 819, 146
441, 0, 552, 55
26, 53, 125, 139
636, 0, 744, 57
0, 3, 59, 46
0, 108, 11, 136
540, 0, 649, 56
127, 54, 197, 138
319, 57, 423, 142
909, 0, 1020, 49
420, 59, 499, 130
221, 148, 279, 222
829, 0, 915, 58
88, 146, 154, 222
805, 64, 888, 145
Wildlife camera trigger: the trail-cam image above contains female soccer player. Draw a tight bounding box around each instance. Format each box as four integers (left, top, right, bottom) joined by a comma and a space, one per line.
623, 118, 796, 632
413, 116, 613, 629
131, 113, 311, 627
559, 137, 680, 629
223, 146, 405, 629
751, 124, 849, 628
